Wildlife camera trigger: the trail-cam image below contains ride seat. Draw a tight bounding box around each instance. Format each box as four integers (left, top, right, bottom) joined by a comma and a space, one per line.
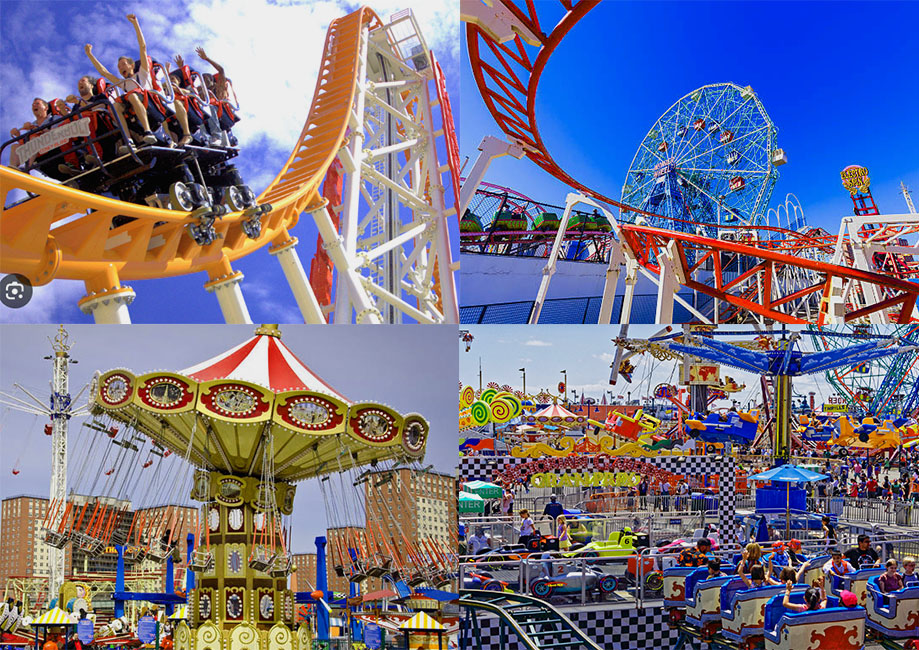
686, 574, 735, 626
663, 566, 699, 608
865, 575, 919, 639
721, 582, 787, 642
763, 592, 864, 650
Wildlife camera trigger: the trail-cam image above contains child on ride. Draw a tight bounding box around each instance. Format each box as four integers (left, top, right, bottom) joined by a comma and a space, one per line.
823, 547, 855, 578
879, 558, 905, 593
738, 563, 780, 588
901, 557, 918, 587
196, 47, 240, 142
783, 583, 826, 612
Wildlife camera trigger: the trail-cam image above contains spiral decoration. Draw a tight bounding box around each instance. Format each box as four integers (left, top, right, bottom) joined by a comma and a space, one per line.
230, 623, 258, 648
470, 400, 490, 425
196, 622, 220, 649
460, 385, 475, 408
490, 399, 513, 423
495, 392, 522, 418
268, 623, 292, 650
480, 388, 498, 403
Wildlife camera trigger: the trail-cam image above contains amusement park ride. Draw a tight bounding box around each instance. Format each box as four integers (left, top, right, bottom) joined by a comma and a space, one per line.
1, 323, 447, 649
459, 0, 919, 326
0, 7, 459, 325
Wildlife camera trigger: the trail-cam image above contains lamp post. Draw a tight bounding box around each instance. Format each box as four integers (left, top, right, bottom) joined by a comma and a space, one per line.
519, 368, 526, 398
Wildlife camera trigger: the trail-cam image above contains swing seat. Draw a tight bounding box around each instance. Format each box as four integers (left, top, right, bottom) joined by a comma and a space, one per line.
248, 545, 276, 572
366, 557, 393, 578
408, 572, 427, 588
349, 564, 369, 583
433, 572, 453, 588
189, 549, 214, 572
42, 529, 70, 548
125, 547, 147, 562
146, 540, 174, 563
269, 555, 293, 578
333, 565, 345, 577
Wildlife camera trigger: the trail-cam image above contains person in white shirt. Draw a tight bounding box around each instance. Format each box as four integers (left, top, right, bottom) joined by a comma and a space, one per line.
468, 529, 490, 555
519, 509, 537, 546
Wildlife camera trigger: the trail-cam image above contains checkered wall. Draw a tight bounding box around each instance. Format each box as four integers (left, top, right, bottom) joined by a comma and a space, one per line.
458, 453, 738, 542
462, 606, 678, 650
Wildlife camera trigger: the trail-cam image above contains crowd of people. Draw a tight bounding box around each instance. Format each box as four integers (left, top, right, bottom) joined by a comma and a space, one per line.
6, 13, 239, 183
674, 533, 918, 614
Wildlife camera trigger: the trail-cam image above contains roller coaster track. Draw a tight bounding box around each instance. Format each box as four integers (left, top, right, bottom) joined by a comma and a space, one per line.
458, 589, 602, 650
1, 7, 458, 324
463, 0, 917, 324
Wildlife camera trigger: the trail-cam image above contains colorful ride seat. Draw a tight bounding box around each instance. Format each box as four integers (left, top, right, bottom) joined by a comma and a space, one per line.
686, 573, 735, 629
685, 411, 757, 444
762, 592, 865, 650
801, 555, 830, 588
663, 566, 699, 609
720, 582, 788, 643
533, 211, 559, 231
493, 210, 528, 232
828, 567, 884, 606
460, 211, 483, 233
864, 575, 919, 639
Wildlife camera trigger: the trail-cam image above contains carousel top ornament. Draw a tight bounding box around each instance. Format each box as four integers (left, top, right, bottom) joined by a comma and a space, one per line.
90, 325, 429, 483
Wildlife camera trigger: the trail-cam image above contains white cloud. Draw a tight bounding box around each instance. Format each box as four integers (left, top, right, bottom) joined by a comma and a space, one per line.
523, 339, 552, 347
0, 279, 87, 323
594, 352, 615, 362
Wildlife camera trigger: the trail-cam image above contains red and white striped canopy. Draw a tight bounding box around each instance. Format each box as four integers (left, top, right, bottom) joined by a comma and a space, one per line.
526, 403, 584, 425
180, 325, 349, 400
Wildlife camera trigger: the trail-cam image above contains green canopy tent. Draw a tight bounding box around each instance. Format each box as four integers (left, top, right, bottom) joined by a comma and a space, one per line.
458, 491, 485, 514
463, 480, 503, 499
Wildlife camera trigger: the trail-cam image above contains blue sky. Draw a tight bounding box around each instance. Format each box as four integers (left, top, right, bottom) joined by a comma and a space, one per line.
461, 1, 919, 229
0, 324, 458, 551
0, 0, 459, 323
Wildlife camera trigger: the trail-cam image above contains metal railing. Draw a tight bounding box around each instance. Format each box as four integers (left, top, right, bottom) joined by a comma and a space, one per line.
461, 512, 707, 550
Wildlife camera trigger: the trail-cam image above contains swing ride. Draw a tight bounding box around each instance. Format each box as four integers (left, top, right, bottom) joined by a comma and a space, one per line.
3, 323, 441, 650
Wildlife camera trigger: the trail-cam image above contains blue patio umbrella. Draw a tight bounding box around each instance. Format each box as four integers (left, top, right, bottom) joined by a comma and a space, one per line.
747, 464, 829, 535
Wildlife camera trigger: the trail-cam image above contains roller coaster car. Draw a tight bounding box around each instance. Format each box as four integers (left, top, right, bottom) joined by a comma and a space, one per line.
492, 210, 527, 232
685, 571, 737, 640
533, 212, 560, 231
720, 582, 788, 646
3, 95, 263, 228
460, 211, 484, 233
762, 592, 865, 650
530, 566, 618, 599
865, 575, 919, 640
685, 411, 757, 445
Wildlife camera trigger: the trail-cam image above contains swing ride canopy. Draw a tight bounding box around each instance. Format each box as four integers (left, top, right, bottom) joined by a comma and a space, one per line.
89, 325, 428, 484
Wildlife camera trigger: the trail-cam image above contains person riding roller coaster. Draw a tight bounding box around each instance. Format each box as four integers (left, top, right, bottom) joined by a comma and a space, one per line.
84, 14, 195, 148
196, 47, 241, 146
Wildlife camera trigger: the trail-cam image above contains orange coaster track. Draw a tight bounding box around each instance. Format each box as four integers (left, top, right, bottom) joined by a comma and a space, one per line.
1, 8, 374, 289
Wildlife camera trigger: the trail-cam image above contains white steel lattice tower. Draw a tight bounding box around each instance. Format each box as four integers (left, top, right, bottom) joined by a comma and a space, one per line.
47, 327, 73, 596
332, 10, 458, 324
901, 181, 917, 214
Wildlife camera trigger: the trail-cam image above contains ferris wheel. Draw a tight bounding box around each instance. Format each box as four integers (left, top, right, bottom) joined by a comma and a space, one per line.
808, 326, 919, 419
620, 83, 785, 234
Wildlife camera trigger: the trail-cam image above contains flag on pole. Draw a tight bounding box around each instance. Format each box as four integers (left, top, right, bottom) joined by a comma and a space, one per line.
601, 393, 607, 405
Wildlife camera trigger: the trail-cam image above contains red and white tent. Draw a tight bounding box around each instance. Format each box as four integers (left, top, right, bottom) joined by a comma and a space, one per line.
525, 403, 585, 426
180, 326, 350, 400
